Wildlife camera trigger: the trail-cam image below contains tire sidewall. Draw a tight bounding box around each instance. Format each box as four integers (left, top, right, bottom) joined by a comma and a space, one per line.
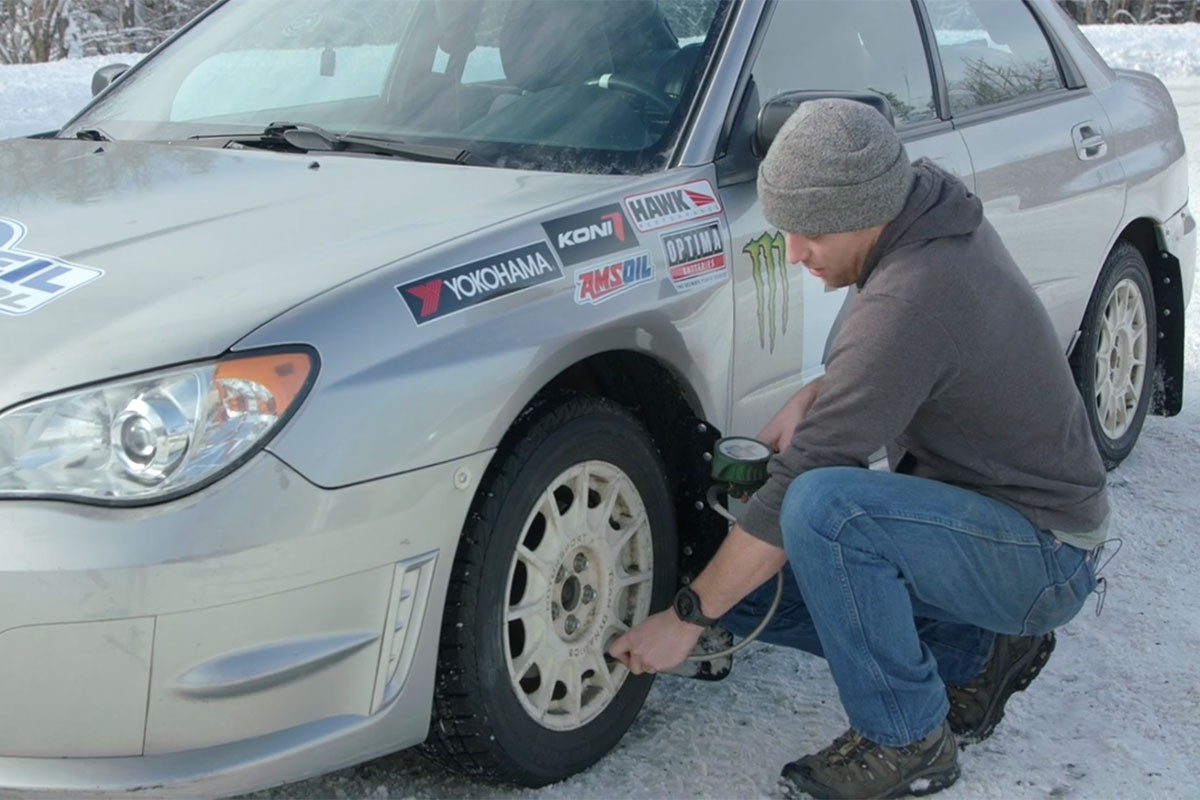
1075, 244, 1157, 466
468, 402, 676, 783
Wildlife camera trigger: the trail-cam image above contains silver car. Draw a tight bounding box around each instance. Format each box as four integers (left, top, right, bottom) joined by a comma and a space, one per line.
0, 0, 1193, 796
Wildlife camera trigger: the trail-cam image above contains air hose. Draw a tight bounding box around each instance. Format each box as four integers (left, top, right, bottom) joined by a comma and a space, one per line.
684, 437, 785, 662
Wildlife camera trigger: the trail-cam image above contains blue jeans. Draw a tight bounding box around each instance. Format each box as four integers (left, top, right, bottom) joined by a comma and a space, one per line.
721, 467, 1098, 748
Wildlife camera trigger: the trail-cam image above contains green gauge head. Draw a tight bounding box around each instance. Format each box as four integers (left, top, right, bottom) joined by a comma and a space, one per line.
711, 436, 771, 495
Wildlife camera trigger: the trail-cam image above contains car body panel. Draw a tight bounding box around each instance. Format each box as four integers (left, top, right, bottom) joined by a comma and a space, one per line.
0, 448, 491, 794
0, 139, 619, 407
241, 168, 733, 486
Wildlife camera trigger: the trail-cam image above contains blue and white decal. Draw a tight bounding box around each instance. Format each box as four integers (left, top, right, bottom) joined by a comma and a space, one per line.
0, 218, 104, 316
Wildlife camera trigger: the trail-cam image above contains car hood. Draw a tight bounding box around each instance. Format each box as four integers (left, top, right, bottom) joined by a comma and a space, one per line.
0, 138, 619, 408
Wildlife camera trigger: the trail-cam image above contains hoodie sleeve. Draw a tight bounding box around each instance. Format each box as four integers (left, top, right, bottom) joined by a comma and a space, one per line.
739, 291, 959, 547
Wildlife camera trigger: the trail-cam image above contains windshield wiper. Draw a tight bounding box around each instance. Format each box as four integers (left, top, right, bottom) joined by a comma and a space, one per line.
75, 128, 112, 141
199, 122, 485, 165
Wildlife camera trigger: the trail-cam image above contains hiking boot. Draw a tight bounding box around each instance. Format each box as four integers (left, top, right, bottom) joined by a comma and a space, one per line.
946, 631, 1056, 744
780, 720, 959, 799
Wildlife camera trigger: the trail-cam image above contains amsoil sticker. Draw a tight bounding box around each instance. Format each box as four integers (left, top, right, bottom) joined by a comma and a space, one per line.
398, 242, 561, 324
574, 252, 653, 306
623, 179, 722, 233
0, 218, 104, 316
542, 204, 638, 266
661, 220, 728, 292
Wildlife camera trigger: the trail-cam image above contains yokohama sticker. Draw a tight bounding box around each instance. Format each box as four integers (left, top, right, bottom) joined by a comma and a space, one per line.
398, 242, 561, 324
542, 204, 639, 266
661, 220, 728, 292
0, 218, 104, 316
623, 179, 722, 233
574, 252, 653, 306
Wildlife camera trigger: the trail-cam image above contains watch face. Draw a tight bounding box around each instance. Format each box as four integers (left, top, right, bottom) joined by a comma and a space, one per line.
676, 590, 696, 616
716, 436, 771, 462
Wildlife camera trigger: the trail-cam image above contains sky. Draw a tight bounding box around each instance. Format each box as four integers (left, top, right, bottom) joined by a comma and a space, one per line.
1, 22, 1199, 800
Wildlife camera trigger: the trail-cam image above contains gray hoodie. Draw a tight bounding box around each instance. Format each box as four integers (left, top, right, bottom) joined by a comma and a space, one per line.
740, 160, 1109, 550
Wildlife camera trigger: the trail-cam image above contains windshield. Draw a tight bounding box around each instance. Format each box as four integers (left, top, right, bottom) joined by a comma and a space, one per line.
60, 0, 729, 174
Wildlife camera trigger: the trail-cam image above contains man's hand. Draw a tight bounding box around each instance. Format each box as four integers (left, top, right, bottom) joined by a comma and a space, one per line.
607, 609, 704, 675
759, 377, 822, 452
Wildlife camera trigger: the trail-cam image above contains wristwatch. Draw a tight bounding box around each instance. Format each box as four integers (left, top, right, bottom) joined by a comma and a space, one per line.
672, 585, 719, 627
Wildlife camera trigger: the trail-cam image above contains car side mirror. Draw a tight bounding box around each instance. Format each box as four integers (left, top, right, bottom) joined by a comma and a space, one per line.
754, 90, 894, 158
91, 63, 129, 97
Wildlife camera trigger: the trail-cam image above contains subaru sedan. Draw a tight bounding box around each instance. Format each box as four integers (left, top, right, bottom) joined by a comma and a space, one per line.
0, 0, 1192, 796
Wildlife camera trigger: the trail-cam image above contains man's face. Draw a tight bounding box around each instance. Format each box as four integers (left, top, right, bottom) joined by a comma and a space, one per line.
784, 225, 885, 289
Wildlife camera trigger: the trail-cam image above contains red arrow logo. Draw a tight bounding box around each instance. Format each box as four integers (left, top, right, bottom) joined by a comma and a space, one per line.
685, 189, 714, 208
601, 211, 626, 242
406, 279, 443, 317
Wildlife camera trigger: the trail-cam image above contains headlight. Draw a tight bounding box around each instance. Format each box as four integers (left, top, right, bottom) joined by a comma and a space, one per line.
0, 349, 316, 504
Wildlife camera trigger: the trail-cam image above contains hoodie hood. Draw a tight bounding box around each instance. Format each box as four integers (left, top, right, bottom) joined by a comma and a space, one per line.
857, 159, 983, 289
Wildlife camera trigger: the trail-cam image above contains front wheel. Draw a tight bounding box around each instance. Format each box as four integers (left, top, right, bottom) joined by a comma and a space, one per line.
1070, 241, 1157, 469
425, 395, 676, 786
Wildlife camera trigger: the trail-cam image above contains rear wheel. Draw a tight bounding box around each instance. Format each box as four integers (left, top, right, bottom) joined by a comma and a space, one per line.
1070, 242, 1157, 469
426, 395, 675, 786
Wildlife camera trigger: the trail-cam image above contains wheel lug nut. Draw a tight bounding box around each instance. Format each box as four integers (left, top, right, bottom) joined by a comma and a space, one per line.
581, 586, 596, 604
565, 616, 580, 634
551, 602, 561, 620
573, 553, 588, 573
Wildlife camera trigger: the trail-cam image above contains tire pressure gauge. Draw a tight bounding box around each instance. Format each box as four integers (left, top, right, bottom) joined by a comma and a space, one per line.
710, 436, 772, 496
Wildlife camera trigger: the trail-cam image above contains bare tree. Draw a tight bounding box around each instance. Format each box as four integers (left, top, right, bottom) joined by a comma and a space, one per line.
0, 0, 73, 63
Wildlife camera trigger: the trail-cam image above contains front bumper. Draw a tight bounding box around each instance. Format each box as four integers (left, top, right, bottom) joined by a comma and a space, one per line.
0, 448, 493, 797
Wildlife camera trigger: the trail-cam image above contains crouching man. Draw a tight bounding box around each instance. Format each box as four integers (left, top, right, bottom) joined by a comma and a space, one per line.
609, 99, 1108, 799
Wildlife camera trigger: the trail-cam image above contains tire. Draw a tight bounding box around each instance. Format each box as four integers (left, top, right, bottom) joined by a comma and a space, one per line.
425, 394, 676, 786
1070, 241, 1157, 469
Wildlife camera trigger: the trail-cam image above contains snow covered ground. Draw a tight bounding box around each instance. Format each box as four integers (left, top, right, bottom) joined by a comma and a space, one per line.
1, 21, 1198, 800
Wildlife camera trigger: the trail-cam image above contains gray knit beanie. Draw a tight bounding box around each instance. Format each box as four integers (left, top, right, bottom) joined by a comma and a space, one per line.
759, 98, 914, 235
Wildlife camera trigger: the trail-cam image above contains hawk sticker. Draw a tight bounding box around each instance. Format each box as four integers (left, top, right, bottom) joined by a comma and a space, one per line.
0, 218, 104, 316
623, 179, 722, 233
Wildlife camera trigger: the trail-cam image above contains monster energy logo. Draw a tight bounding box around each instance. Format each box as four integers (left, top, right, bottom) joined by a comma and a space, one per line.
743, 231, 789, 352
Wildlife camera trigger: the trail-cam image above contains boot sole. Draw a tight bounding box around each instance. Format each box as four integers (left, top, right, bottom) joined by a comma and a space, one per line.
961, 632, 1057, 745
780, 760, 960, 800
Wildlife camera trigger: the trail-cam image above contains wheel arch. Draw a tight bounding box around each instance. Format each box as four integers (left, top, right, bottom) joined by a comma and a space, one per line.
507, 348, 729, 584
1112, 218, 1185, 416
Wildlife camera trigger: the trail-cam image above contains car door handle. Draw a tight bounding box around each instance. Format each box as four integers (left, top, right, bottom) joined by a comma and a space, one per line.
1072, 122, 1107, 160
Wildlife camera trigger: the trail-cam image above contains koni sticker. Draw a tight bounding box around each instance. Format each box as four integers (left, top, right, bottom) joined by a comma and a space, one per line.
661, 220, 728, 292
623, 179, 722, 233
398, 242, 561, 324
0, 218, 104, 316
542, 204, 638, 266
574, 252, 653, 306
743, 231, 789, 353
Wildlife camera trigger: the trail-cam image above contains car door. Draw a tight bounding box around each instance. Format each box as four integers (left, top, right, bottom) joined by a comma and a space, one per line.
923, 0, 1126, 348
720, 0, 975, 439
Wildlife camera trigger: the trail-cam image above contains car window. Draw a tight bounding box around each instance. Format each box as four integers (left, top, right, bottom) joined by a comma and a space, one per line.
63, 0, 731, 176
751, 0, 936, 126
925, 0, 1065, 115
172, 1, 414, 121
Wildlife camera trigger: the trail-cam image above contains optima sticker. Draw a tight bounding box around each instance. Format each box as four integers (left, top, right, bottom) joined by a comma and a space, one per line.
623, 179, 722, 233
0, 218, 104, 316
662, 221, 728, 292
574, 252, 653, 306
542, 204, 638, 266
398, 242, 561, 324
